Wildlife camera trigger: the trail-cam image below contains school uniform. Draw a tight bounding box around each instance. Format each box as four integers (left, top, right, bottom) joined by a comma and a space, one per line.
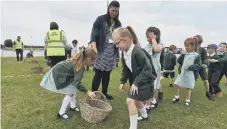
163, 52, 176, 78
208, 53, 221, 93
198, 47, 209, 80
217, 52, 227, 84
175, 52, 202, 89
120, 44, 157, 101
40, 60, 88, 94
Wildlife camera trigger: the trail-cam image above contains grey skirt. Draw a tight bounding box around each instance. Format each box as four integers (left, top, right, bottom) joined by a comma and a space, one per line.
128, 86, 154, 101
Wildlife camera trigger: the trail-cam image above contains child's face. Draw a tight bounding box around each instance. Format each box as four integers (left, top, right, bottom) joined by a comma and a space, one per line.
73, 43, 77, 47
172, 49, 177, 54
207, 48, 215, 54
85, 57, 95, 66
112, 33, 129, 51
218, 44, 227, 52
184, 42, 193, 52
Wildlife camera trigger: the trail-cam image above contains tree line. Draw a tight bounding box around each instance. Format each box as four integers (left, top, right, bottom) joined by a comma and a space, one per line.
1, 39, 44, 49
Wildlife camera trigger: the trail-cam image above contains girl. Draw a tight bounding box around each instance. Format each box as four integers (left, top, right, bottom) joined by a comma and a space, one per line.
209, 42, 227, 97
144, 27, 163, 111
40, 48, 97, 119
112, 27, 156, 129
172, 37, 202, 106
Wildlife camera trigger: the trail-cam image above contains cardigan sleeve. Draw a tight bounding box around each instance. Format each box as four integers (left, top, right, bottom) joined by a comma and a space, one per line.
72, 68, 88, 93
177, 54, 185, 65
218, 52, 227, 63
90, 16, 102, 42
120, 53, 129, 84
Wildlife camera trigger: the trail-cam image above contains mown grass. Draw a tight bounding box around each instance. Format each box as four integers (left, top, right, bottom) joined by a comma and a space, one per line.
1, 57, 227, 129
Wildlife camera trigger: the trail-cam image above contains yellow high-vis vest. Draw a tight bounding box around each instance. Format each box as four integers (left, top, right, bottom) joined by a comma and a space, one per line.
46, 30, 65, 56
14, 40, 23, 49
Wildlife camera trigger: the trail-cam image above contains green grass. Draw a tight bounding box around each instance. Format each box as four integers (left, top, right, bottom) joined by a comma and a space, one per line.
1, 57, 227, 129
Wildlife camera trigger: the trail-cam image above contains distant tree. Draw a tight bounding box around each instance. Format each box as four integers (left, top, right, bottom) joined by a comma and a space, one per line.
4, 39, 13, 47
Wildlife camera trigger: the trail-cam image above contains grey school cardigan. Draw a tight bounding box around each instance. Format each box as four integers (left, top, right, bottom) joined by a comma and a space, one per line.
51, 60, 88, 93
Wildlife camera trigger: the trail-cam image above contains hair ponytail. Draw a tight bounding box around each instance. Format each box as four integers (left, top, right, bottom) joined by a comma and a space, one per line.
193, 37, 199, 52
68, 47, 97, 72
126, 26, 139, 46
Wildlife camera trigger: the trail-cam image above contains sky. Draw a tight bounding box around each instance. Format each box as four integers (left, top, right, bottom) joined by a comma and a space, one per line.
1, 0, 227, 48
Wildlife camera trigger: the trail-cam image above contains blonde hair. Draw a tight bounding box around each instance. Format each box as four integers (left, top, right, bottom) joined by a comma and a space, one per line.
112, 27, 133, 41
67, 47, 97, 71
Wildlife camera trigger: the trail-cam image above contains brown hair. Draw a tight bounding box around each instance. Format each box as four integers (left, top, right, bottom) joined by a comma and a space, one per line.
184, 37, 198, 52
126, 26, 139, 45
146, 27, 161, 43
169, 45, 177, 51
67, 47, 97, 72
219, 42, 227, 48
194, 34, 203, 45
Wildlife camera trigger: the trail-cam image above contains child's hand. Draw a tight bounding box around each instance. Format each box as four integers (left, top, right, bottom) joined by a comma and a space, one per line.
130, 84, 138, 95
119, 84, 124, 91
87, 90, 96, 99
147, 32, 157, 44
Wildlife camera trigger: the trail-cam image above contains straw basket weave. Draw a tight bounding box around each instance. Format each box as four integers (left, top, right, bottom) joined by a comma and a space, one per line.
80, 91, 112, 123
31, 60, 43, 74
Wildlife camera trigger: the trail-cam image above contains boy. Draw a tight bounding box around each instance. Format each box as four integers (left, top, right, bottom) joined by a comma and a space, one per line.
207, 44, 221, 98
163, 45, 177, 87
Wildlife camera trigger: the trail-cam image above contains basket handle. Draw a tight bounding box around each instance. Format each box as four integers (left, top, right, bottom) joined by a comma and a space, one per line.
86, 91, 107, 102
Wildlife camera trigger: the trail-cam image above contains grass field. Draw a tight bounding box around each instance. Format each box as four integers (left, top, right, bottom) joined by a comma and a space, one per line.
1, 57, 227, 129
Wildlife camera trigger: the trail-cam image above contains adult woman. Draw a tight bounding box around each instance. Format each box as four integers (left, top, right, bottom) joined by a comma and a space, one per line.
90, 0, 121, 100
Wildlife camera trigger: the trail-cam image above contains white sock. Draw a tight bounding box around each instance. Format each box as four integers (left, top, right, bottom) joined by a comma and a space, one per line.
145, 105, 150, 109
175, 95, 180, 99
70, 94, 76, 108
186, 99, 190, 103
59, 95, 72, 118
138, 107, 148, 118
129, 114, 138, 129
152, 98, 157, 104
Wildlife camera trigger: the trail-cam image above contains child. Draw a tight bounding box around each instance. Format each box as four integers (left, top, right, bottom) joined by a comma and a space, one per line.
163, 45, 177, 87
209, 42, 227, 96
172, 37, 201, 106
26, 50, 34, 58
40, 47, 97, 119
144, 27, 163, 110
194, 35, 213, 100
71, 39, 79, 56
207, 44, 221, 98
112, 27, 157, 129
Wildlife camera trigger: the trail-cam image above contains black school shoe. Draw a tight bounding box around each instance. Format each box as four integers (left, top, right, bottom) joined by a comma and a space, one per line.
185, 101, 191, 107
169, 84, 174, 87
137, 116, 149, 122
157, 92, 164, 102
57, 113, 70, 119
104, 94, 113, 100
172, 97, 179, 103
205, 91, 215, 101
69, 107, 80, 112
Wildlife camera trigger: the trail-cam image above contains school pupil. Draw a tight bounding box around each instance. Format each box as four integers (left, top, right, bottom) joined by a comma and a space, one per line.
144, 27, 163, 111
206, 44, 221, 98
40, 48, 97, 119
112, 27, 157, 129
194, 35, 213, 100
172, 37, 201, 106
209, 42, 227, 96
163, 45, 177, 87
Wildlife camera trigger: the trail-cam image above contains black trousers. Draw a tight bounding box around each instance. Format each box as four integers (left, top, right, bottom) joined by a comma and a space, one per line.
49, 56, 67, 68
92, 68, 112, 95
16, 49, 23, 61
208, 70, 221, 93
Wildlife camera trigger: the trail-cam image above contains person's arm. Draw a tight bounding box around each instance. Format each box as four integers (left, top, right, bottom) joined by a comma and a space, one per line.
120, 53, 129, 85
90, 16, 102, 53
218, 52, 227, 63
22, 42, 24, 50
151, 40, 162, 53
173, 54, 177, 66
188, 56, 202, 71
177, 54, 185, 64
202, 48, 208, 65
72, 69, 88, 93
133, 50, 154, 87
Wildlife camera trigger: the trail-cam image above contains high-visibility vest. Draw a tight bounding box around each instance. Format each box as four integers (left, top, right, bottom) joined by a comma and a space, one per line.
14, 40, 23, 49
46, 30, 65, 56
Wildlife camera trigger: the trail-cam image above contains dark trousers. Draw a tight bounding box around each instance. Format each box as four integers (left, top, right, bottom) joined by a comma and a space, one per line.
208, 70, 221, 93
218, 72, 227, 85
16, 49, 23, 61
92, 68, 112, 95
49, 56, 67, 68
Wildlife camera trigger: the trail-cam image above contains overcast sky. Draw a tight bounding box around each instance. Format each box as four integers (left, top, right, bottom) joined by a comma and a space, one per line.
1, 0, 227, 48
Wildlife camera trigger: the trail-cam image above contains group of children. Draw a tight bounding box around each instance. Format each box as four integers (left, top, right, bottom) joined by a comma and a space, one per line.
40, 25, 227, 129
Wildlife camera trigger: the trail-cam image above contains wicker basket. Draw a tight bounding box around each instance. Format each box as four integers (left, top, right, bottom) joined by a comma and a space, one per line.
31, 61, 43, 73
80, 91, 112, 123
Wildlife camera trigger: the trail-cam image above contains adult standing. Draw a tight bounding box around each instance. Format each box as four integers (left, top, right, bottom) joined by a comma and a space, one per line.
44, 22, 67, 68
13, 36, 24, 62
90, 0, 121, 100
